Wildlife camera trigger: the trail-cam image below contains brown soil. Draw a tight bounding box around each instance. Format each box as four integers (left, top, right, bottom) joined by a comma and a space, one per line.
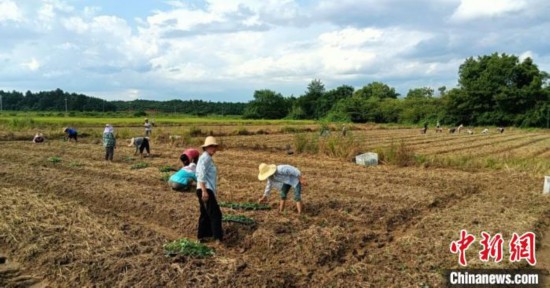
1, 130, 550, 287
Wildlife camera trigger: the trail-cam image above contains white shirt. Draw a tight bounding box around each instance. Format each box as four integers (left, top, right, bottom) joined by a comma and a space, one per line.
263, 165, 301, 197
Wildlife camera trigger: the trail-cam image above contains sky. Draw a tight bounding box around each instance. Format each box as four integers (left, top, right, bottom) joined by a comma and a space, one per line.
1, 0, 549, 102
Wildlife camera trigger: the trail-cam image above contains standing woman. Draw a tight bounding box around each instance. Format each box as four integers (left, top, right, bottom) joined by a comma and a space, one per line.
144, 118, 152, 137
196, 136, 223, 243
103, 124, 116, 162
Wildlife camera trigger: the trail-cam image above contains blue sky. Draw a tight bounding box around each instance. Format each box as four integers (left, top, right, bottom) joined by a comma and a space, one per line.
0, 0, 549, 102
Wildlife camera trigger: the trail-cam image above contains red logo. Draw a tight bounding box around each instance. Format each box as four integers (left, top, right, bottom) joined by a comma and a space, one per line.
450, 230, 476, 266
451, 230, 536, 266
479, 232, 503, 263
509, 232, 536, 266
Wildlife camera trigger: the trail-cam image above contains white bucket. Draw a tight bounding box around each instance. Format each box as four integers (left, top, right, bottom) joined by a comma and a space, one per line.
544, 176, 550, 195
355, 152, 378, 167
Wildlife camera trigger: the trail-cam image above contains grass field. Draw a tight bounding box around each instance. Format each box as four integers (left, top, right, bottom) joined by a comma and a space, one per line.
1, 119, 550, 287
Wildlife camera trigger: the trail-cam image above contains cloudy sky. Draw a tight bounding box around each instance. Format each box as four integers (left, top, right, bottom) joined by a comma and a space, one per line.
1, 0, 549, 102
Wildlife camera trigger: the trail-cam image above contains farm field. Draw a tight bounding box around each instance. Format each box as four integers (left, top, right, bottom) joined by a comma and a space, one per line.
1, 123, 550, 287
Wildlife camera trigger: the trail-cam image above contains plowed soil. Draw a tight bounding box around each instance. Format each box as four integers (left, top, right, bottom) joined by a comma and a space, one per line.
1, 127, 550, 287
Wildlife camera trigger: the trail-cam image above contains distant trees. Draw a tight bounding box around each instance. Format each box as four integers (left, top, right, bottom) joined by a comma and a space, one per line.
0, 89, 246, 115
0, 89, 117, 112
3, 52, 549, 128
446, 53, 549, 126
245, 52, 549, 128
243, 90, 290, 119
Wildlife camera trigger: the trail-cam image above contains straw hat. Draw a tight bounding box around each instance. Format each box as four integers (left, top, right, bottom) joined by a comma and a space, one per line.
62, 127, 68, 133
258, 163, 277, 181
201, 136, 218, 148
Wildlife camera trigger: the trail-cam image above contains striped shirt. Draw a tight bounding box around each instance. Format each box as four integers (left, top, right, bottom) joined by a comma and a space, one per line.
196, 151, 218, 195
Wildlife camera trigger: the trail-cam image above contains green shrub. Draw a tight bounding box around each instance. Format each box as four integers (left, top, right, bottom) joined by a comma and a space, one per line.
134, 110, 147, 117
188, 126, 203, 137
235, 126, 251, 135
294, 133, 319, 154
280, 126, 298, 133
377, 140, 416, 167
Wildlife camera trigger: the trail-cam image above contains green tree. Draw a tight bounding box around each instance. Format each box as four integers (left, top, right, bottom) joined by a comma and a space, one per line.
450, 52, 547, 126
243, 89, 290, 119
297, 79, 325, 119
354, 81, 399, 99
316, 85, 354, 119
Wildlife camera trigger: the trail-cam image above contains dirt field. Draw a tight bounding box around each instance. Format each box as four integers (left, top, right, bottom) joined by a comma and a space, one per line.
1, 126, 550, 287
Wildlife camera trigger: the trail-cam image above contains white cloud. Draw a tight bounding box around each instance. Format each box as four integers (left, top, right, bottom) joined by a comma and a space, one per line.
23, 58, 40, 71
0, 0, 22, 22
451, 0, 527, 21
0, 0, 549, 102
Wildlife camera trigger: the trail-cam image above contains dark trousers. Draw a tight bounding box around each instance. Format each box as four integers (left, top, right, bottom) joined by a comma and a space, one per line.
139, 138, 150, 154
196, 189, 223, 241
105, 146, 114, 161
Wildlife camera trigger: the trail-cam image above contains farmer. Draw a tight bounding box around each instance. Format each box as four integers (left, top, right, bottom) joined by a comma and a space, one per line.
144, 118, 152, 137
103, 124, 116, 162
63, 127, 78, 142
196, 136, 223, 243
32, 133, 45, 143
168, 149, 200, 191
258, 163, 306, 214
128, 136, 150, 158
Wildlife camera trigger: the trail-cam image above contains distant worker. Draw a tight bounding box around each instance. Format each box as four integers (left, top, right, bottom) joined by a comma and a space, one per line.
481, 128, 489, 134
144, 118, 152, 137
342, 125, 348, 136
129, 136, 151, 158
103, 124, 116, 162
457, 124, 464, 133
258, 163, 306, 214
497, 127, 505, 133
421, 122, 428, 134
32, 133, 45, 143
63, 127, 78, 142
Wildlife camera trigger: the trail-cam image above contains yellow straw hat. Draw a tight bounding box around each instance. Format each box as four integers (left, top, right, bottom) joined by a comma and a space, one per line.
201, 136, 219, 148
258, 163, 277, 181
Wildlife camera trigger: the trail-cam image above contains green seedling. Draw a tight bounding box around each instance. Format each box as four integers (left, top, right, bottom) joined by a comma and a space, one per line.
130, 162, 149, 170
159, 165, 176, 172
47, 156, 62, 164
161, 172, 171, 182
219, 202, 271, 211
222, 214, 256, 225
163, 238, 214, 257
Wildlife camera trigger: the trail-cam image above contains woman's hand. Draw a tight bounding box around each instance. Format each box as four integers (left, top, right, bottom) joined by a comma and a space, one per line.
201, 190, 209, 201
299, 176, 307, 187
258, 195, 268, 204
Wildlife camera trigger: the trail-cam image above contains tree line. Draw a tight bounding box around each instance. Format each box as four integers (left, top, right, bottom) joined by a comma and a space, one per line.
1, 53, 549, 127
244, 53, 550, 127
0, 89, 246, 116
